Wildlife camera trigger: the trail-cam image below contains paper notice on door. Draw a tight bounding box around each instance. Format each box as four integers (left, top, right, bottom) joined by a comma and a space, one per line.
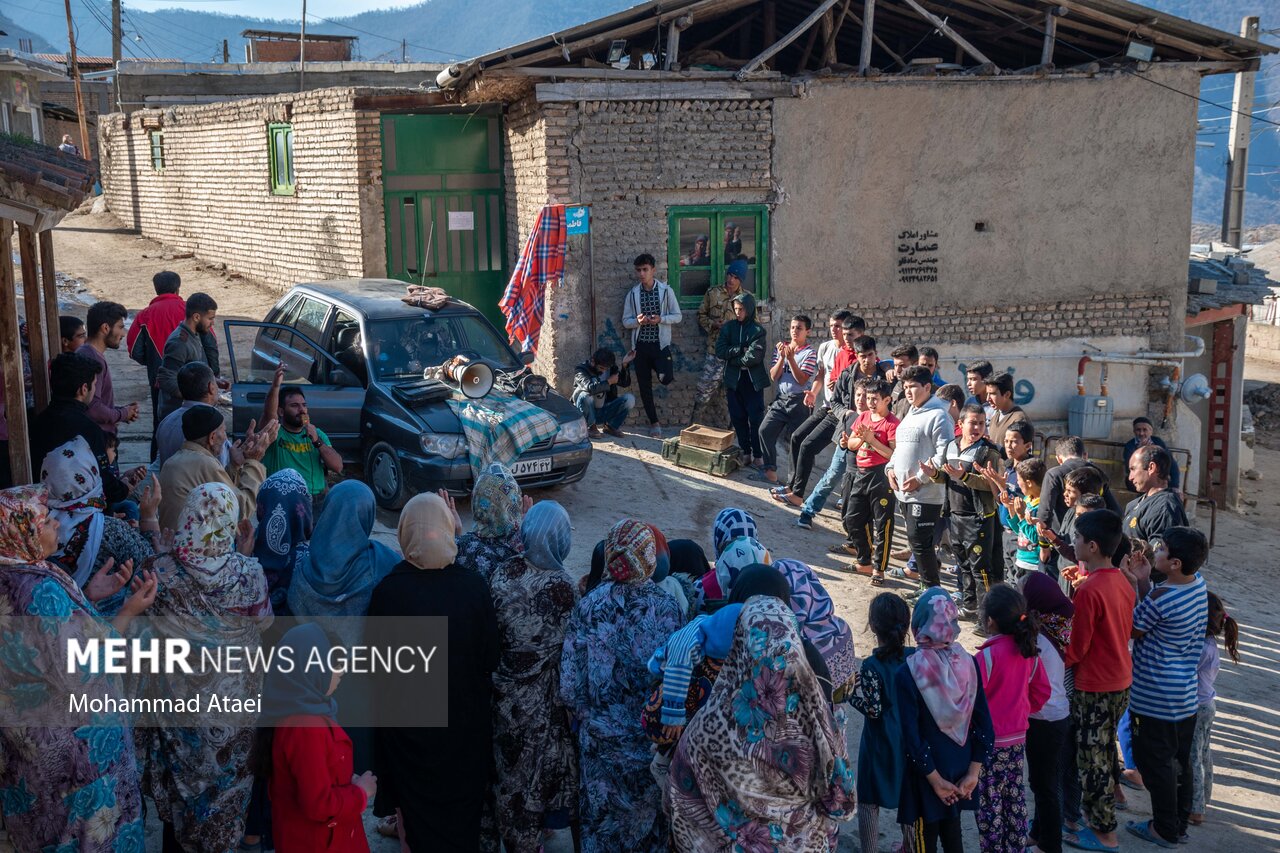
447, 211, 475, 231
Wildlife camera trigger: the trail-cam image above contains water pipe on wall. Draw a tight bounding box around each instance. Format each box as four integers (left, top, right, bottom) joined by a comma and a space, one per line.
1075, 336, 1206, 428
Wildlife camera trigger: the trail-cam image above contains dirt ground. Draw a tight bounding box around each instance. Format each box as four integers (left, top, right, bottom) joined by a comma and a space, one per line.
25, 211, 1280, 851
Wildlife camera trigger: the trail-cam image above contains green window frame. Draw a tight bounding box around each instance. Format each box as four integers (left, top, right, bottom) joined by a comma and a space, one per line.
148, 130, 164, 171
667, 205, 769, 309
268, 123, 295, 196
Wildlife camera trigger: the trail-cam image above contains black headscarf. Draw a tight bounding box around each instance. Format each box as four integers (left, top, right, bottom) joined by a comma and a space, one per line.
668, 539, 711, 578
583, 539, 607, 594
728, 564, 791, 605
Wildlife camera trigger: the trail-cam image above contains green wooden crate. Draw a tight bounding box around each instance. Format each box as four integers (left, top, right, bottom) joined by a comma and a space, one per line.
662, 437, 741, 477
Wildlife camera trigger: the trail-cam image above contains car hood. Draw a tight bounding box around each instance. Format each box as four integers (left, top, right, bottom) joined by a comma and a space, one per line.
392, 384, 580, 434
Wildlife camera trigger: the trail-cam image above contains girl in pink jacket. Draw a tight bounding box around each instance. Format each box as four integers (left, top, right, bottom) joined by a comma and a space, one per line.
976, 583, 1052, 853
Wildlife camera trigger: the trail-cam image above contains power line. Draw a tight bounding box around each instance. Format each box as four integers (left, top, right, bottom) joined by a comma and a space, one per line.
304, 13, 470, 60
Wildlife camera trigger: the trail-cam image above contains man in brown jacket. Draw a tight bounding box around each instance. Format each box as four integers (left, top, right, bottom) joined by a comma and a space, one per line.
693, 260, 746, 425
158, 404, 277, 530
986, 372, 1032, 452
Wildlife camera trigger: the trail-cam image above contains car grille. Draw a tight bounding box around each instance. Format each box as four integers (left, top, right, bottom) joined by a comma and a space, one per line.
526, 435, 555, 453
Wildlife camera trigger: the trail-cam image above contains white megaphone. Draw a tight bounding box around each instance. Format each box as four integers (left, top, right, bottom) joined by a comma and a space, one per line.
449, 359, 494, 399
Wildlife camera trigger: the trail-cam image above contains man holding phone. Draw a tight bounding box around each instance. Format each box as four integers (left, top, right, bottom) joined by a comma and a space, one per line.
622, 253, 683, 438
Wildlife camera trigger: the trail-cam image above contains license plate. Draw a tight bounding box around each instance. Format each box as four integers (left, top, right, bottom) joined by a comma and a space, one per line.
511, 457, 553, 477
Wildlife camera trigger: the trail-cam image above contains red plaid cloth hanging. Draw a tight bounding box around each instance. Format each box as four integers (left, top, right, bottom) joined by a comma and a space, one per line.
500, 204, 567, 354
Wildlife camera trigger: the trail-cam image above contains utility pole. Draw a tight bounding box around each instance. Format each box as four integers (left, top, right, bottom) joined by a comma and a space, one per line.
223, 39, 229, 63
298, 0, 307, 92
402, 38, 406, 63
111, 0, 121, 109
62, 0, 92, 159
1220, 15, 1260, 248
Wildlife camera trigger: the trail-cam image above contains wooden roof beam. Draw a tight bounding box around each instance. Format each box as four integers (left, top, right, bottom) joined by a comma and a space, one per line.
898, 0, 998, 69
1050, 0, 1240, 61
737, 0, 844, 79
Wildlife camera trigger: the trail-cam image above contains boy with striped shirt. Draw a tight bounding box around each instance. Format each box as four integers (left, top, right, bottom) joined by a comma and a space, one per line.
1124, 526, 1210, 848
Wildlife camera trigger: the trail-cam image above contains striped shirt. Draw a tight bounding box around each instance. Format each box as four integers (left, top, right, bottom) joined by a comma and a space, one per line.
771, 343, 818, 395
1131, 573, 1209, 721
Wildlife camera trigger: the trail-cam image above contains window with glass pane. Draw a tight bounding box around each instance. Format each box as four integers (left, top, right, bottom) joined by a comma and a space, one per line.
667, 206, 769, 308
268, 123, 294, 195
149, 131, 164, 170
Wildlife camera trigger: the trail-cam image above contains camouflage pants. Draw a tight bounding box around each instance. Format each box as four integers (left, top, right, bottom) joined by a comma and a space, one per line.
691, 354, 727, 426
1072, 688, 1129, 834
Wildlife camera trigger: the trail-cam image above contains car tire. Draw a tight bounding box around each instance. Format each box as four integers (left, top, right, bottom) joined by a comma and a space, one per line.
366, 441, 410, 510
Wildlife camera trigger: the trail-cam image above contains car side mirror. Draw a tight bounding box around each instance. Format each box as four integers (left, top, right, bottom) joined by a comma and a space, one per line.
330, 367, 362, 388
520, 351, 536, 366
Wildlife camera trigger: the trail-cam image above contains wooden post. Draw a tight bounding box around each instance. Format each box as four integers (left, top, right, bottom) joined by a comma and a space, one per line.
16, 227, 48, 413
1041, 8, 1059, 66
38, 231, 60, 376
736, 0, 843, 79
859, 0, 876, 74
1221, 16, 1260, 248
0, 220, 32, 485
763, 0, 777, 47
821, 0, 853, 67
63, 0, 93, 157
899, 0, 996, 68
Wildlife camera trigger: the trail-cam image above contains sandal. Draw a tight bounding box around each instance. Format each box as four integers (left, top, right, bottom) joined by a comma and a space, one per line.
1125, 820, 1176, 849
1064, 826, 1120, 852
887, 567, 919, 580
871, 570, 885, 586
376, 815, 399, 838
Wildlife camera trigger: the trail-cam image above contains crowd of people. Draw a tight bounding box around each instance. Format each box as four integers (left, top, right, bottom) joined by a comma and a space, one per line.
0, 268, 1242, 853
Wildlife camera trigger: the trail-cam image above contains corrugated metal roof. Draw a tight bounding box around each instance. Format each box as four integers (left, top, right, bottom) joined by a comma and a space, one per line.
1187, 254, 1275, 316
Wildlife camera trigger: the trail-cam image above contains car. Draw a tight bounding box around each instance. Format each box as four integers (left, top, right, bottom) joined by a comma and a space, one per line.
224, 279, 591, 509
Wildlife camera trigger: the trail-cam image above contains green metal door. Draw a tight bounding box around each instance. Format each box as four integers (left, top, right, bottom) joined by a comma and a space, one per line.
382, 113, 507, 326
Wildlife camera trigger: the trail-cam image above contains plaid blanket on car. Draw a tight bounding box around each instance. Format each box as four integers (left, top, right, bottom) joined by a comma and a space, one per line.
447, 392, 559, 476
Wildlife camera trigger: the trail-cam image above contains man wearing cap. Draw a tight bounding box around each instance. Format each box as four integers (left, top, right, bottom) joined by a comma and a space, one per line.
694, 259, 748, 426
157, 403, 277, 530
621, 253, 683, 438
1123, 417, 1181, 492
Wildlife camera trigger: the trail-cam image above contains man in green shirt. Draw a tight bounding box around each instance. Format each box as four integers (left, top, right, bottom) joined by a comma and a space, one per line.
263, 366, 344, 507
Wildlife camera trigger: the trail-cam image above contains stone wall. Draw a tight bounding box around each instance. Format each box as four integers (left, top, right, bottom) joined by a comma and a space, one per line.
1247, 320, 1280, 363
99, 88, 381, 292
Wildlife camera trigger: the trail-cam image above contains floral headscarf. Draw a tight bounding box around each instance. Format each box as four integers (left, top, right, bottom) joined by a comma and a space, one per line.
40, 437, 106, 586
773, 559, 858, 690
906, 587, 978, 746
519, 500, 571, 572
253, 469, 314, 602
0, 485, 53, 566
471, 462, 523, 539
669, 596, 855, 848
604, 519, 656, 583
1020, 571, 1074, 656
712, 507, 757, 558
173, 483, 244, 579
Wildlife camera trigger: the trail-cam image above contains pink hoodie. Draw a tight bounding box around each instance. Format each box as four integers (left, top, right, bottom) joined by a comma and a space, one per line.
977, 634, 1051, 748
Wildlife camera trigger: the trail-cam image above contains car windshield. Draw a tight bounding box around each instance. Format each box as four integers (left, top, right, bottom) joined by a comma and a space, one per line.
365, 315, 520, 379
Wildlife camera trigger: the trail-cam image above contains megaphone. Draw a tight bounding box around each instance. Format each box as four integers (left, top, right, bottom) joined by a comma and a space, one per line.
449, 360, 494, 399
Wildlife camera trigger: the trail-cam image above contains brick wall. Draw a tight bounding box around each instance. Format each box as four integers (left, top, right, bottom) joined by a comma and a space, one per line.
99, 88, 380, 292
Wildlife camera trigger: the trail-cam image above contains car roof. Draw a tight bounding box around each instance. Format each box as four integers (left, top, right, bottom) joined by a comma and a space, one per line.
291, 279, 482, 321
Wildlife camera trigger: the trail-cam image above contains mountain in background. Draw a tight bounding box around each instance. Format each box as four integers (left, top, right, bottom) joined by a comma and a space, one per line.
11, 0, 1278, 227
0, 11, 60, 54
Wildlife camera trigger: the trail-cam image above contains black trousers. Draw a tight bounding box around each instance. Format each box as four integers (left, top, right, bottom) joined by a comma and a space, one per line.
919, 815, 964, 853
843, 464, 896, 570
633, 340, 673, 424
786, 408, 837, 496
903, 502, 945, 587
758, 392, 810, 472
1028, 716, 1070, 853
726, 379, 765, 459
949, 511, 1001, 610
1133, 711, 1197, 843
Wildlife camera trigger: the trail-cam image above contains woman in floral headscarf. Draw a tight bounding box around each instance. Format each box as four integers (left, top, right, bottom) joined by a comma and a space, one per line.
252, 469, 314, 615
896, 587, 994, 852
133, 483, 273, 853
488, 501, 579, 852
40, 437, 161, 613
669, 595, 856, 851
0, 486, 156, 853
455, 462, 528, 582
560, 519, 683, 853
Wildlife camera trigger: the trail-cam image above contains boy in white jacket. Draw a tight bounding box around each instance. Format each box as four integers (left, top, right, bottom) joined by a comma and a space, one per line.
621, 253, 683, 437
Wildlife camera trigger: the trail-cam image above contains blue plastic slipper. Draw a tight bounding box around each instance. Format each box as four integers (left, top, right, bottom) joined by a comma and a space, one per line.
1063, 826, 1120, 852
1126, 820, 1177, 849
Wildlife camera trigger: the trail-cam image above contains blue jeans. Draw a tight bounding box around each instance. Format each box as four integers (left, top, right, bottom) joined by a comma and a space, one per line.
1118, 706, 1136, 770
801, 449, 848, 515
574, 392, 634, 430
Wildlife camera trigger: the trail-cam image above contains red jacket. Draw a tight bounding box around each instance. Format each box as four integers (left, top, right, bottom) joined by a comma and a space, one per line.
127, 293, 186, 385
270, 717, 370, 853
1064, 567, 1135, 693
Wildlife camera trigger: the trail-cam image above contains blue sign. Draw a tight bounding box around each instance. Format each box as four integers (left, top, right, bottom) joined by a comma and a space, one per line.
565, 206, 590, 235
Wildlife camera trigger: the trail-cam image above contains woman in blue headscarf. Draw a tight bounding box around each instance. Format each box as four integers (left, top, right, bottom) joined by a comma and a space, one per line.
487, 501, 579, 852
254, 469, 314, 615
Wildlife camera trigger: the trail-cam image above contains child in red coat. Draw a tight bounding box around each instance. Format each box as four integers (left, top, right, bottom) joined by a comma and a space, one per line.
257, 623, 376, 853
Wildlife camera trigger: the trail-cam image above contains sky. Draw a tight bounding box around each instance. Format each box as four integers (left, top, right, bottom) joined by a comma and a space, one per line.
121, 0, 422, 19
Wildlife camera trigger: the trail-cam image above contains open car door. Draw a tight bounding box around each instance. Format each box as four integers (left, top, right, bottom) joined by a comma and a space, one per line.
224, 320, 367, 461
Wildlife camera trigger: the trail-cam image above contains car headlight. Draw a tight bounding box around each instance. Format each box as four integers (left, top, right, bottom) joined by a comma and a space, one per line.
557, 418, 589, 445
420, 433, 466, 459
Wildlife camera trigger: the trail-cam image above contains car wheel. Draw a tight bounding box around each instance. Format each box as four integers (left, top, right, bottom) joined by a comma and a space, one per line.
366, 441, 410, 510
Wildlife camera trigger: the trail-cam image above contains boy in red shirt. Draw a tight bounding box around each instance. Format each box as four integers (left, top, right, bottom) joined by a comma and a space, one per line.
839, 378, 898, 583
1063, 509, 1135, 853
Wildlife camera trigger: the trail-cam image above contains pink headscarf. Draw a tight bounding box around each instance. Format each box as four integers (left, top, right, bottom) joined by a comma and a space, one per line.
906, 587, 978, 745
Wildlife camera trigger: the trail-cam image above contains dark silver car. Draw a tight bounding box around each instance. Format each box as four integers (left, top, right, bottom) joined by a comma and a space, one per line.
225, 279, 591, 509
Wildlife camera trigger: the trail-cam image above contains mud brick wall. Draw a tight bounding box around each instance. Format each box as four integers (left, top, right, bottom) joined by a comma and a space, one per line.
99, 88, 380, 292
